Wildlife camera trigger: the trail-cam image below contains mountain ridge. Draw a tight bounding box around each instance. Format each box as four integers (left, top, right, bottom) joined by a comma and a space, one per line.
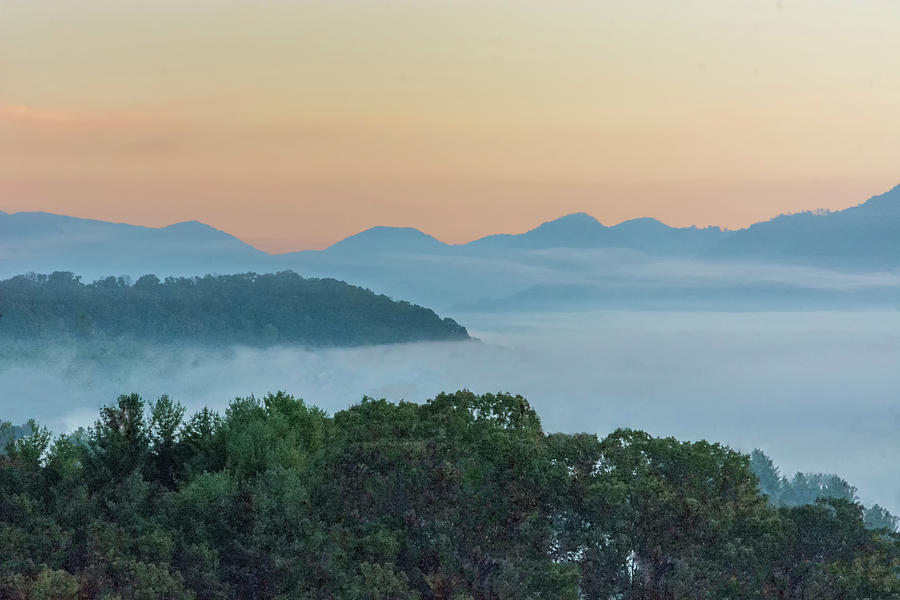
3, 183, 900, 296
7, 181, 899, 258
709, 183, 900, 267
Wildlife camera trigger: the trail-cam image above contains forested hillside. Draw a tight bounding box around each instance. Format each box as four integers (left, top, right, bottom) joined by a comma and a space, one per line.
750, 449, 900, 532
1, 391, 897, 600
0, 271, 468, 347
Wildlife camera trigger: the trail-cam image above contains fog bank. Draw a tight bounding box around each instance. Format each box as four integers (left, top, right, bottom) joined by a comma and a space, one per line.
1, 310, 898, 514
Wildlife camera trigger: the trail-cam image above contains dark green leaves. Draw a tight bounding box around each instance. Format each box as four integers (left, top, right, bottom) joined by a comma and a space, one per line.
0, 391, 897, 599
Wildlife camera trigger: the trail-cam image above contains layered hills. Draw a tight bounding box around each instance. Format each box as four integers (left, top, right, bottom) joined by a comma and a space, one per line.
3, 184, 899, 311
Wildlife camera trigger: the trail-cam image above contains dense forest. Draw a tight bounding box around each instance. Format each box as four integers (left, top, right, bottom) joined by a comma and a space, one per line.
1, 392, 897, 599
750, 450, 899, 531
0, 271, 469, 347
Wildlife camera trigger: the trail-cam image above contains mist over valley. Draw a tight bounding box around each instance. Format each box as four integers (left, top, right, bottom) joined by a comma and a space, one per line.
3, 308, 898, 516
5, 3, 900, 594
2, 186, 900, 597
3, 188, 900, 517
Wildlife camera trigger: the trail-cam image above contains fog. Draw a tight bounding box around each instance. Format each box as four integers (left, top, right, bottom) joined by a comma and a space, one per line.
291, 247, 900, 312
1, 310, 898, 514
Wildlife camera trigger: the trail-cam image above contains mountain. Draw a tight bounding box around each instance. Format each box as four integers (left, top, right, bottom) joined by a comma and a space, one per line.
453, 279, 900, 313
611, 217, 729, 255
3, 184, 900, 312
711, 184, 900, 267
463, 213, 728, 256
465, 212, 627, 252
0, 211, 270, 281
320, 226, 450, 256
0, 270, 469, 347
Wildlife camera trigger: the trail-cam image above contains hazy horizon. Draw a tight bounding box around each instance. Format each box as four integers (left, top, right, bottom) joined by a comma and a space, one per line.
3, 310, 898, 516
2, 180, 899, 254
3, 2, 898, 595
3, 1, 899, 251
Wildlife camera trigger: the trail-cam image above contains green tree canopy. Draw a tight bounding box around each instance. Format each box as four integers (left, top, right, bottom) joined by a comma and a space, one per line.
0, 392, 897, 599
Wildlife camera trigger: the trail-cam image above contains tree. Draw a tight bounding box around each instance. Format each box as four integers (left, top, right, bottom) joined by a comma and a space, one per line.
593, 429, 774, 599
148, 395, 186, 489
765, 498, 900, 599
0, 390, 896, 599
0, 270, 469, 347
865, 505, 900, 533
84, 394, 151, 485
750, 449, 784, 504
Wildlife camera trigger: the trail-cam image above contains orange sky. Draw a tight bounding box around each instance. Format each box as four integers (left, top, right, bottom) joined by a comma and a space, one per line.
2, 0, 898, 252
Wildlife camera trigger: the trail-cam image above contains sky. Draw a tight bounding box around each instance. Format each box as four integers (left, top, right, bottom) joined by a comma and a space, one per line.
2, 0, 899, 252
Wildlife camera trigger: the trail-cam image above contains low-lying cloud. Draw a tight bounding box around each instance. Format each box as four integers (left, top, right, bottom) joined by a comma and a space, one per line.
1, 310, 898, 514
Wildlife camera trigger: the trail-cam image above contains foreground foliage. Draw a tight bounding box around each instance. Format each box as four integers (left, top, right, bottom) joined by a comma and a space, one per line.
1, 391, 897, 599
0, 271, 469, 346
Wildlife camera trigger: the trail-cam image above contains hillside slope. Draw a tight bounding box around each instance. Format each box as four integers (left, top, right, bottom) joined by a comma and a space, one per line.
711, 184, 900, 267
0, 270, 469, 347
0, 211, 271, 280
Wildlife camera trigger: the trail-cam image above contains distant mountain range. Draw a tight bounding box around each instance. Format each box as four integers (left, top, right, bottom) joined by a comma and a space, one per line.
711, 185, 900, 268
0, 212, 271, 278
2, 184, 899, 311
282, 212, 730, 258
